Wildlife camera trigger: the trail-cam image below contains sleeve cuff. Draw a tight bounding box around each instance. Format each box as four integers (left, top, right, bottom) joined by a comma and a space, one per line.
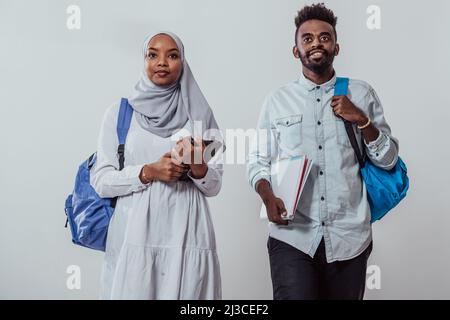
187, 166, 211, 186
132, 165, 152, 190
364, 131, 386, 152
251, 173, 271, 191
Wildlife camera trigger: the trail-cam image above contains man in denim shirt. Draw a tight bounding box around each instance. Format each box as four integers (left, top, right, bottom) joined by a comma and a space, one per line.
247, 3, 399, 300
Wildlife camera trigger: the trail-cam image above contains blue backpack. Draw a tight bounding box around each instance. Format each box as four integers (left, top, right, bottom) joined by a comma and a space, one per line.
334, 77, 409, 223
64, 98, 134, 251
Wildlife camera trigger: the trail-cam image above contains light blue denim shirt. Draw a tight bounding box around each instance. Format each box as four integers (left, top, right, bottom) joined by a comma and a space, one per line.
247, 72, 399, 262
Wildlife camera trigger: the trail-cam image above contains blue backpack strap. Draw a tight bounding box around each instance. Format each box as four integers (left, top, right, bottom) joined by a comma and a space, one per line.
334, 77, 366, 167
117, 98, 133, 146
334, 77, 349, 96
116, 98, 133, 170
110, 98, 133, 209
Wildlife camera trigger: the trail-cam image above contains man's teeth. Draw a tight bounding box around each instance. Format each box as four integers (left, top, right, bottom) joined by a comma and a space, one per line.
311, 51, 324, 57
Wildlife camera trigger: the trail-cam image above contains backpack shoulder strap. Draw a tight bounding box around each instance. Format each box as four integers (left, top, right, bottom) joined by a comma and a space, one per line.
110, 98, 133, 208
116, 98, 133, 170
334, 77, 365, 167
334, 77, 349, 96
117, 98, 133, 146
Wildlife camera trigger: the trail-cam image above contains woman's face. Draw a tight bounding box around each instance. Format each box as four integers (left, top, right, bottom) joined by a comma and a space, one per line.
145, 34, 182, 87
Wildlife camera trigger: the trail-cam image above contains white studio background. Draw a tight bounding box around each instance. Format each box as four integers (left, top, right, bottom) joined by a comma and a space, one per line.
1, 0, 449, 299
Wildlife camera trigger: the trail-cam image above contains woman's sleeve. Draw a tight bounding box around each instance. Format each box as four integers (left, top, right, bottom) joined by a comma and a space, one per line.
187, 163, 223, 197
187, 120, 224, 197
90, 103, 151, 198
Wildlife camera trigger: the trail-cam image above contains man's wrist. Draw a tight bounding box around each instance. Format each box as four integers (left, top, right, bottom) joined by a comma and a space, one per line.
256, 179, 275, 203
356, 114, 370, 127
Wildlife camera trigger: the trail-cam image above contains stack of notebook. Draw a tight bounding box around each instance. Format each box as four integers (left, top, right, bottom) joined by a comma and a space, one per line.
260, 156, 313, 221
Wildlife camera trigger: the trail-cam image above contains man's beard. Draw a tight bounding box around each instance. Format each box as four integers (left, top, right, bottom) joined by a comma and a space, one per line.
300, 47, 336, 75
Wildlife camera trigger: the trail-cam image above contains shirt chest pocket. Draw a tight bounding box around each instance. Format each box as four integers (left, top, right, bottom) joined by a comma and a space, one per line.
273, 114, 303, 152
334, 117, 353, 147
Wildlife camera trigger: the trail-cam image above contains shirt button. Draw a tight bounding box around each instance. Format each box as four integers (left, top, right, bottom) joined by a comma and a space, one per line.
201, 181, 206, 184
317, 98, 321, 102
321, 196, 325, 201
317, 121, 322, 125
319, 171, 324, 176
316, 86, 320, 90
321, 221, 325, 226
319, 145, 323, 150
376, 153, 379, 157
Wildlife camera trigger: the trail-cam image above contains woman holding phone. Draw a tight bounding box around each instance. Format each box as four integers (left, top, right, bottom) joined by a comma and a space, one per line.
91, 32, 223, 299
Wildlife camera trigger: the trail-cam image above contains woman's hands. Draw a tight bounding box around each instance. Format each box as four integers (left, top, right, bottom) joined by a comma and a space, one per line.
174, 137, 208, 179
138, 136, 209, 184
139, 152, 189, 184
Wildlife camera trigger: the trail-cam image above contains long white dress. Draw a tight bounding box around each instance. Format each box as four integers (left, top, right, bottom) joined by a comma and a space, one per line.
90, 102, 222, 299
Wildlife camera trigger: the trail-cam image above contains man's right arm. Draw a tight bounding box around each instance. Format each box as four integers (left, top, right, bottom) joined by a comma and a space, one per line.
247, 95, 288, 225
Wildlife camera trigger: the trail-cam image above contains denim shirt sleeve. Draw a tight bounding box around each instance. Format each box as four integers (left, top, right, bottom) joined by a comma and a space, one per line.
363, 87, 399, 170
247, 94, 278, 190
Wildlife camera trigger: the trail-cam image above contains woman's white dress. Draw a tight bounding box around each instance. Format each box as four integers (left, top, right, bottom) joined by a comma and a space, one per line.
90, 102, 222, 299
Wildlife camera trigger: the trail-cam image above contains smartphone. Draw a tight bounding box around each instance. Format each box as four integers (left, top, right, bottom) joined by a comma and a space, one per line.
190, 137, 225, 160
190, 137, 214, 146
178, 138, 225, 181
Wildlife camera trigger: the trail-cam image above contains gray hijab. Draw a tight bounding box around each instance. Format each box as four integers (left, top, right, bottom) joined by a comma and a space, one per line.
128, 31, 219, 138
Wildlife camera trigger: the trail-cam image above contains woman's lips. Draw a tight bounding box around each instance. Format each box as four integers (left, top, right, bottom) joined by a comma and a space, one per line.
156, 71, 170, 77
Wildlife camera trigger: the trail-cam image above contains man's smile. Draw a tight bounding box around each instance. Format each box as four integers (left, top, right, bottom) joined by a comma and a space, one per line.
309, 49, 326, 59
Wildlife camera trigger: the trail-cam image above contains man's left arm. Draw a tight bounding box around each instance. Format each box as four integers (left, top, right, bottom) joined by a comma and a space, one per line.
331, 87, 399, 170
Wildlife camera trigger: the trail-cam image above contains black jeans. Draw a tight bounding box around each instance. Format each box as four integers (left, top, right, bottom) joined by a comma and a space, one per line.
268, 237, 373, 300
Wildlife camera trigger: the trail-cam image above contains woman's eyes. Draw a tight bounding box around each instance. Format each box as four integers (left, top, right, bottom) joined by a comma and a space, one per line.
147, 53, 179, 59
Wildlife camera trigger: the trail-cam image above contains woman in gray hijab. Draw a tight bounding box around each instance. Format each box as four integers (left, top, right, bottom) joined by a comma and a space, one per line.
91, 32, 223, 299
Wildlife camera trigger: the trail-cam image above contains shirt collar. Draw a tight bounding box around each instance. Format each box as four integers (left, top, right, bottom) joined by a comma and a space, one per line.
298, 70, 337, 94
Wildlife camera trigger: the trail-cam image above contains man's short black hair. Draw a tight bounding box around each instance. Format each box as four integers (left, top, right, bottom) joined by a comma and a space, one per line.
295, 3, 338, 45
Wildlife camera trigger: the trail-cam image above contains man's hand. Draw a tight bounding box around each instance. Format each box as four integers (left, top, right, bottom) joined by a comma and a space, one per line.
264, 196, 289, 225
331, 95, 380, 143
256, 179, 289, 226
331, 95, 368, 126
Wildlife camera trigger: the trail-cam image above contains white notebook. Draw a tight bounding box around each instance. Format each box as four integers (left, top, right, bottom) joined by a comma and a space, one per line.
259, 156, 313, 220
